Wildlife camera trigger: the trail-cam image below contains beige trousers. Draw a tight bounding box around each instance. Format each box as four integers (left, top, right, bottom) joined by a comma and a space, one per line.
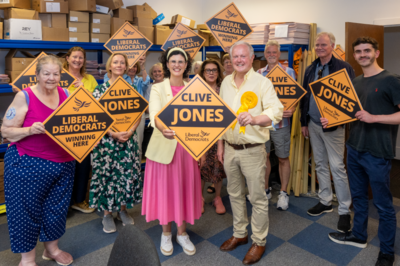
224, 143, 269, 246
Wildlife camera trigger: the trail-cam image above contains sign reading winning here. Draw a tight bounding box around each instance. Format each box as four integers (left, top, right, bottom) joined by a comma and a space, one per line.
98, 76, 148, 132
205, 2, 253, 52
104, 22, 153, 68
12, 52, 76, 91
161, 23, 205, 59
156, 75, 237, 161
309, 69, 363, 128
266, 65, 307, 111
43, 86, 115, 163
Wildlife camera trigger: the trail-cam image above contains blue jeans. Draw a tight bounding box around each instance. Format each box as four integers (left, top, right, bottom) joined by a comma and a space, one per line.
347, 145, 396, 255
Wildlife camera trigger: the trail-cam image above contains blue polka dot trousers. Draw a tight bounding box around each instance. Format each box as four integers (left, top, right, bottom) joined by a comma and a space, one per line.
4, 145, 76, 253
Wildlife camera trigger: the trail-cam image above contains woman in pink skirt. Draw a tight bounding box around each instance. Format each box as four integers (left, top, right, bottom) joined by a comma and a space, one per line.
142, 47, 202, 257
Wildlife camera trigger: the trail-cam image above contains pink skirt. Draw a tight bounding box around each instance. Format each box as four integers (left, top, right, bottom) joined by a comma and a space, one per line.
142, 143, 202, 227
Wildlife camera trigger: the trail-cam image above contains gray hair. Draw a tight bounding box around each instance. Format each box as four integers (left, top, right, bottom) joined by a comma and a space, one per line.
36, 54, 62, 75
192, 61, 202, 74
264, 40, 280, 52
230, 41, 254, 58
316, 32, 336, 45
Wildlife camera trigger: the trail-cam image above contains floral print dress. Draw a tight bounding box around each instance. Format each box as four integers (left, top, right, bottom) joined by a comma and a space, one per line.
89, 81, 143, 212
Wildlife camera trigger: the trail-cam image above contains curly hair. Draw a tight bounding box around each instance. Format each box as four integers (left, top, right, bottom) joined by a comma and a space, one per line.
160, 47, 192, 79
199, 59, 224, 88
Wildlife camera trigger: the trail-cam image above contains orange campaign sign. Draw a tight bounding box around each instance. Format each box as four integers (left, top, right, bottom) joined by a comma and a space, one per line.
205, 2, 253, 52
104, 22, 153, 68
266, 65, 307, 111
309, 69, 363, 128
156, 75, 237, 161
12, 52, 76, 91
98, 76, 148, 132
161, 23, 205, 59
43, 86, 115, 163
333, 46, 346, 61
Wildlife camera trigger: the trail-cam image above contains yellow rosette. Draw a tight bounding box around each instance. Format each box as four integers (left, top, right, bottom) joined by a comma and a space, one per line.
231, 91, 258, 134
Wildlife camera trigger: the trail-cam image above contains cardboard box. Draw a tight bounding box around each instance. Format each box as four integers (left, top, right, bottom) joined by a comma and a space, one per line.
95, 0, 122, 10
90, 32, 109, 43
209, 34, 219, 46
197, 29, 210, 46
0, 0, 30, 9
68, 21, 89, 33
32, 0, 69, 14
111, 17, 124, 35
143, 3, 157, 19
5, 70, 23, 82
113, 8, 133, 22
5, 49, 35, 70
39, 14, 52, 27
42, 27, 69, 41
138, 26, 153, 43
252, 60, 267, 70
69, 0, 96, 12
69, 32, 89, 42
133, 17, 152, 28
4, 8, 39, 20
90, 13, 110, 25
0, 22, 3, 39
171, 14, 195, 28
154, 25, 172, 45
69, 11, 89, 23
126, 5, 151, 18
90, 23, 110, 34
40, 13, 67, 28
4, 19, 42, 40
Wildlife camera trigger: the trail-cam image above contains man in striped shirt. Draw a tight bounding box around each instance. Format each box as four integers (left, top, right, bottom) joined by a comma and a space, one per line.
257, 40, 296, 211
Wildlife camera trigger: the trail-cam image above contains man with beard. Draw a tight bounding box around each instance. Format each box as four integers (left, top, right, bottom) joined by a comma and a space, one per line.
328, 37, 400, 266
256, 40, 296, 210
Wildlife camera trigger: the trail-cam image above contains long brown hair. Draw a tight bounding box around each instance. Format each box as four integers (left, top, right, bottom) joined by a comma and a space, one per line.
62, 46, 87, 78
199, 59, 224, 87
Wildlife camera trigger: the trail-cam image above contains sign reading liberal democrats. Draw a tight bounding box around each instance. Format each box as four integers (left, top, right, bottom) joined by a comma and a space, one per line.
12, 52, 76, 91
43, 86, 115, 163
309, 69, 363, 128
205, 2, 253, 52
156, 75, 237, 161
161, 23, 205, 59
266, 65, 307, 111
104, 22, 153, 68
98, 76, 148, 132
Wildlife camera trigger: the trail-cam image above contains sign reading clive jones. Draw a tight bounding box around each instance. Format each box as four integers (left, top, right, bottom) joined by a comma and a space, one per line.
161, 23, 205, 59
104, 22, 153, 68
156, 75, 237, 161
98, 76, 148, 132
205, 2, 253, 52
309, 69, 363, 128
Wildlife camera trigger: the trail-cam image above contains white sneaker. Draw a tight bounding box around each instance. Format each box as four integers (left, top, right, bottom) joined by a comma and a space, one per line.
266, 187, 272, 200
176, 232, 196, 255
277, 191, 289, 210
160, 232, 173, 256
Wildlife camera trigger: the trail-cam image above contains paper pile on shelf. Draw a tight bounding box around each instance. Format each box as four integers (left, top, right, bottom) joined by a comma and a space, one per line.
242, 23, 269, 45
269, 22, 310, 45
86, 60, 106, 80
0, 74, 10, 84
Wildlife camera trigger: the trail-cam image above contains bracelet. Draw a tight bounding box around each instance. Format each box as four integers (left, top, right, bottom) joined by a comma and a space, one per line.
108, 131, 113, 138
130, 129, 134, 135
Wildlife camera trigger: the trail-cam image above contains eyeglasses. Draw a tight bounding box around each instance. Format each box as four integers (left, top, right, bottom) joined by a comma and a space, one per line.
169, 60, 185, 66
205, 69, 218, 74
317, 65, 326, 80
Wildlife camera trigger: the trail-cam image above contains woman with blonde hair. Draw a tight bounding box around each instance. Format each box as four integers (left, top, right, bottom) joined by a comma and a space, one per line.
90, 52, 142, 234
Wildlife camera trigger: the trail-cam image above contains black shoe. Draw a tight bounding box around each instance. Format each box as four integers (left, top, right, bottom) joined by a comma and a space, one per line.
337, 214, 351, 232
328, 232, 367, 248
376, 251, 394, 266
307, 202, 333, 216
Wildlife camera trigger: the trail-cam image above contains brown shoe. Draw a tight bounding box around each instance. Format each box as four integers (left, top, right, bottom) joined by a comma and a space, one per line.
242, 243, 266, 265
220, 236, 248, 252
42, 249, 73, 266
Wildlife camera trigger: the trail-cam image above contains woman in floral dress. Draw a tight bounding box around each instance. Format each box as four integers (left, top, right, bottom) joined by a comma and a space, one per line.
90, 52, 142, 233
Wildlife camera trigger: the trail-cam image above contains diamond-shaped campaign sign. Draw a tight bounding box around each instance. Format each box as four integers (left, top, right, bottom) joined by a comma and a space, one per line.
12, 51, 76, 91
98, 76, 148, 132
309, 69, 363, 128
104, 22, 153, 68
333, 46, 346, 61
266, 65, 307, 110
43, 86, 115, 163
156, 75, 237, 161
161, 23, 205, 59
205, 2, 253, 52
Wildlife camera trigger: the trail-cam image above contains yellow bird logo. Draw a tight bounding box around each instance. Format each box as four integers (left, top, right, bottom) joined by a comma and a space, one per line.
226, 10, 238, 19
123, 29, 135, 38
73, 98, 91, 112
177, 29, 187, 37
200, 130, 210, 137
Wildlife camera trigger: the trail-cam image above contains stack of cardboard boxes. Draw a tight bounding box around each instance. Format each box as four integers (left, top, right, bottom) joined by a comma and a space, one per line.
127, 4, 155, 42
90, 13, 111, 42
5, 49, 35, 81
68, 11, 89, 42
111, 7, 133, 35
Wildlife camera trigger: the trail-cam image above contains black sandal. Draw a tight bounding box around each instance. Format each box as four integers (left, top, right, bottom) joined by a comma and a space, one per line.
207, 186, 215, 194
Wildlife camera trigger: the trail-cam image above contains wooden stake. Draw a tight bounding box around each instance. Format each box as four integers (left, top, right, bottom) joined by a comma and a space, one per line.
311, 151, 316, 193
302, 138, 310, 193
